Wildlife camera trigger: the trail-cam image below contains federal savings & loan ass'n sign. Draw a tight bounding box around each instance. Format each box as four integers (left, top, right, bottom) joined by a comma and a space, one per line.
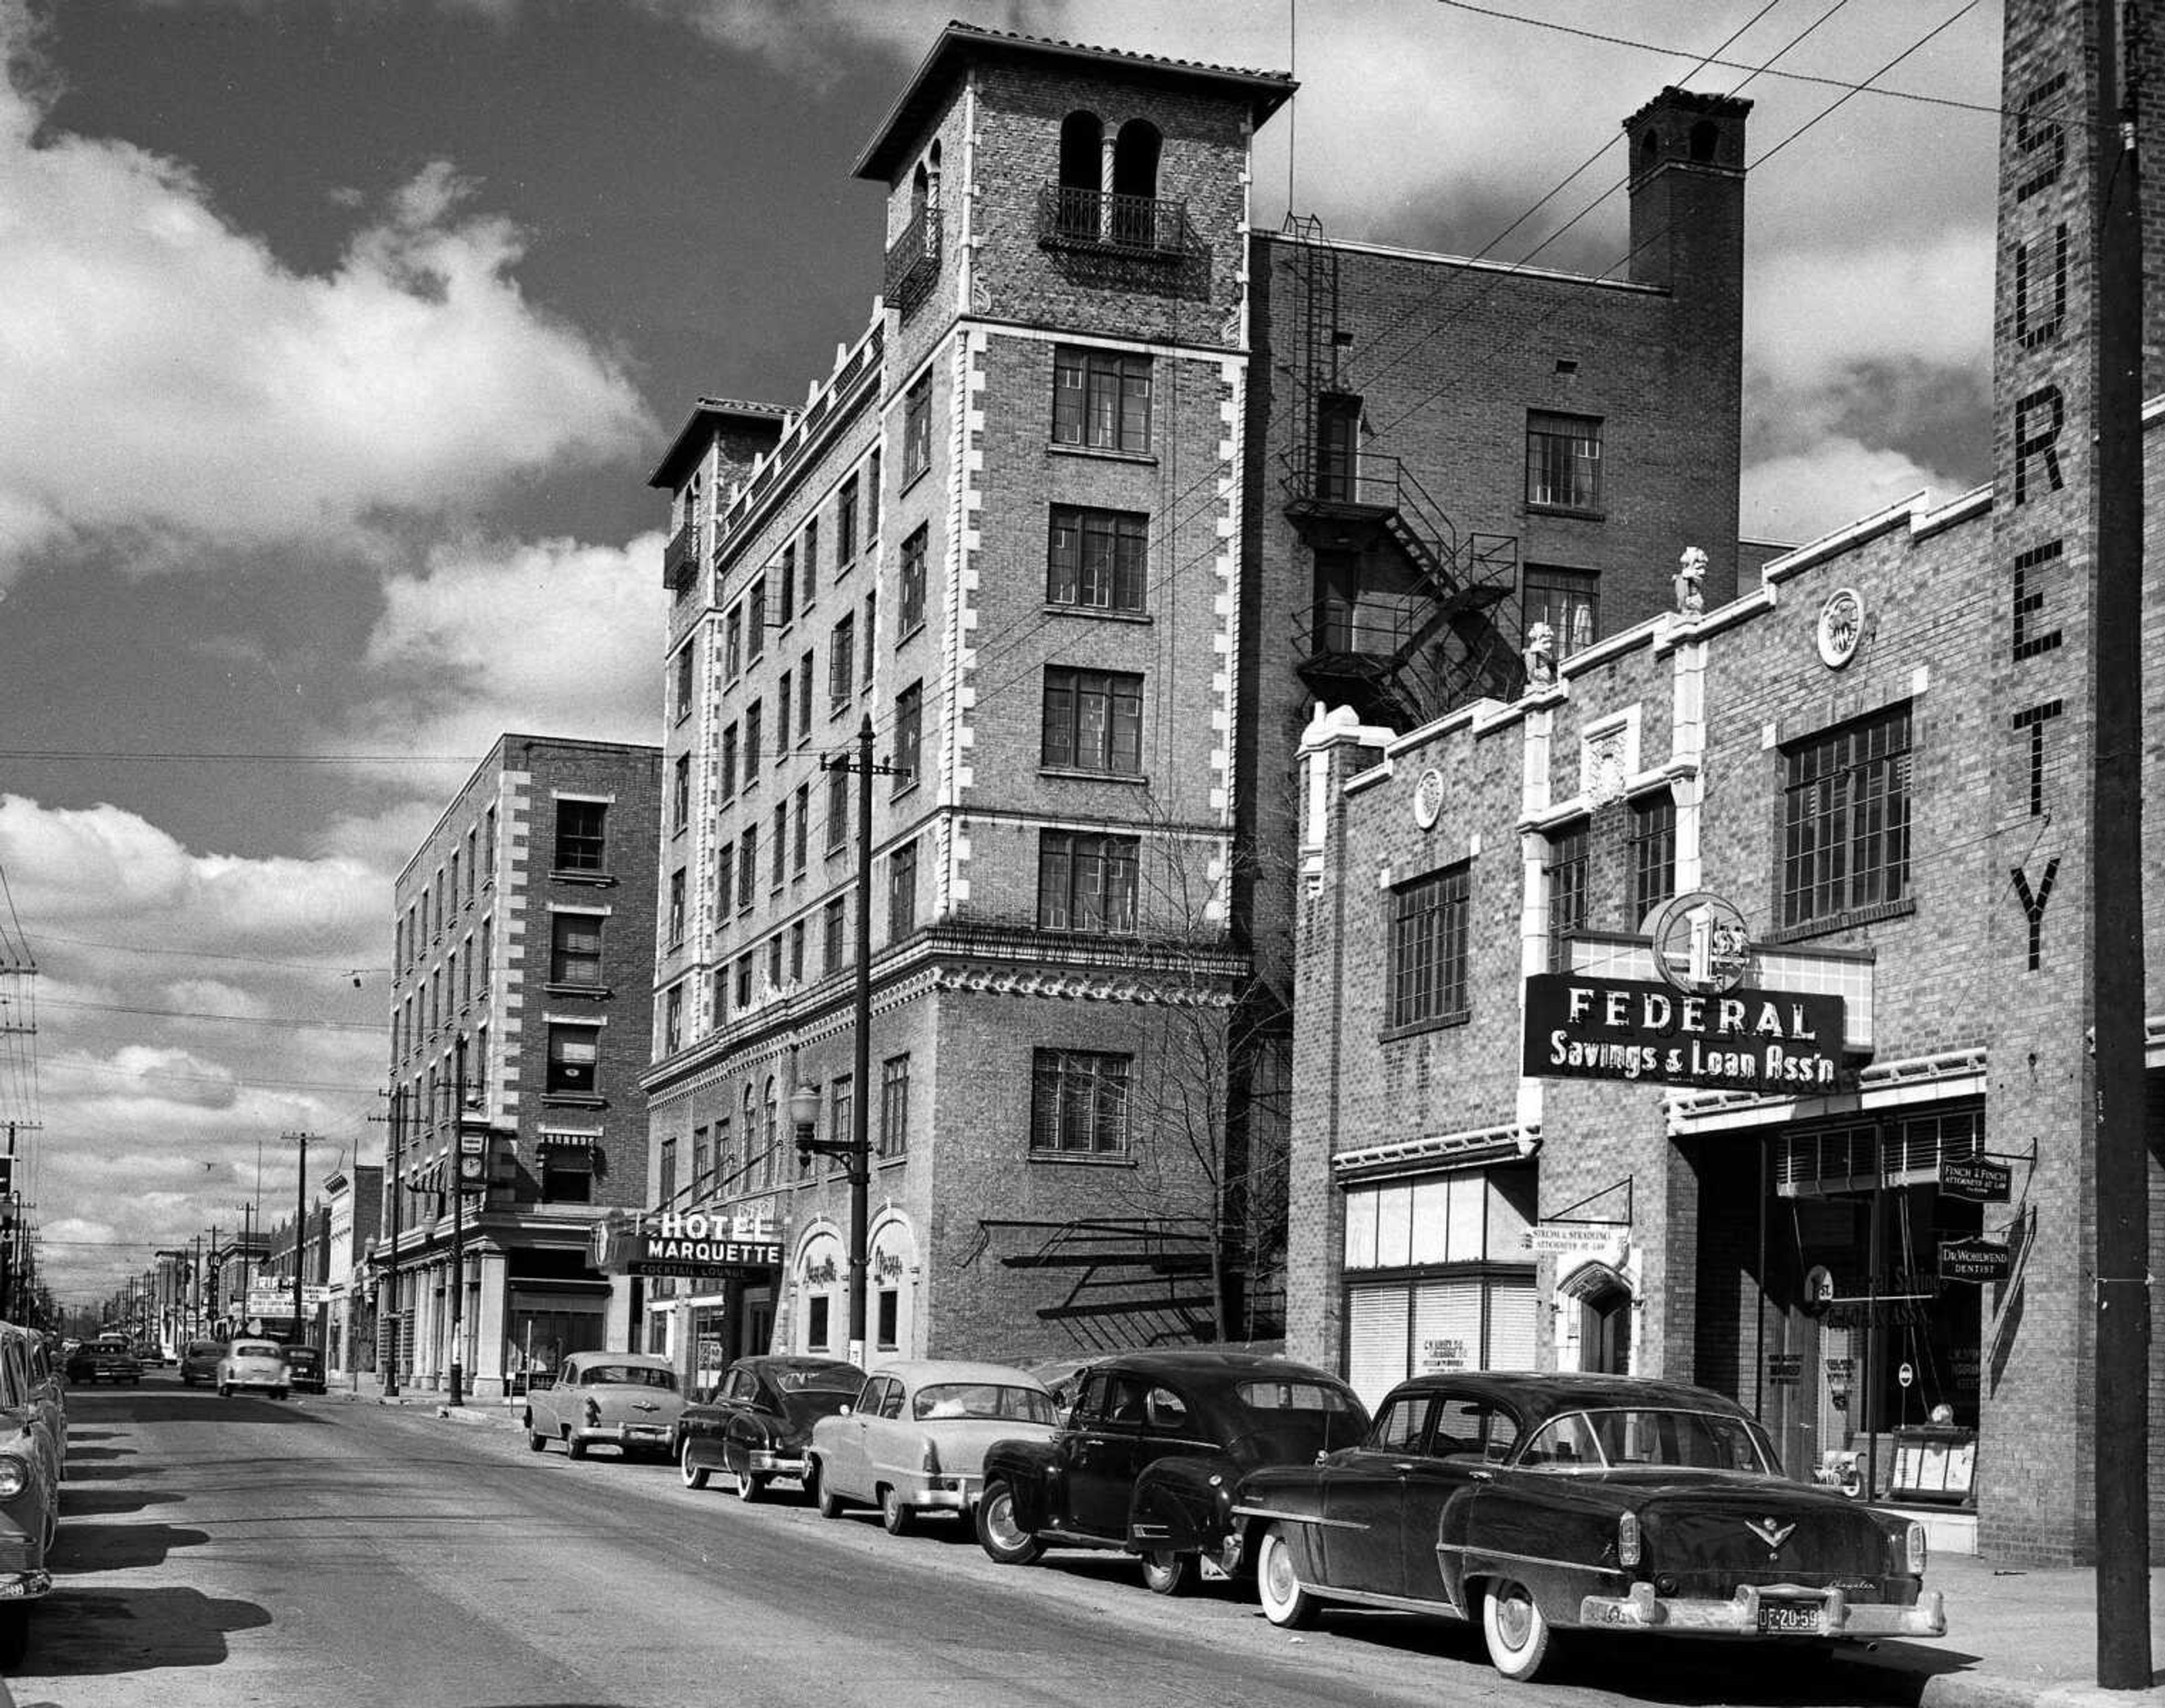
1524, 974, 1848, 1092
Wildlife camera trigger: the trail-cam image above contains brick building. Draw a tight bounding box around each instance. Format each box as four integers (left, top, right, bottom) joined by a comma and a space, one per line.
383, 735, 661, 1398
639, 24, 1755, 1373
1288, 0, 2165, 1564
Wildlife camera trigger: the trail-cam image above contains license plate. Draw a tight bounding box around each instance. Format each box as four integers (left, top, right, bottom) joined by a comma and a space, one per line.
1758, 1600, 1825, 1635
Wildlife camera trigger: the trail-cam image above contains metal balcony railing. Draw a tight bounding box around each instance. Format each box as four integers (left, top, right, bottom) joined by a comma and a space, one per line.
662, 519, 700, 592
1037, 185, 1193, 257
883, 207, 941, 313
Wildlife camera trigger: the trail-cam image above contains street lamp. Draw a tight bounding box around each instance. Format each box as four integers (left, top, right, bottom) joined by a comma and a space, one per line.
790, 1072, 868, 1366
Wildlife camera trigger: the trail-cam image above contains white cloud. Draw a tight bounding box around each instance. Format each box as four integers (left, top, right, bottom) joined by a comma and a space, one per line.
1739, 440, 1963, 547
0, 21, 653, 585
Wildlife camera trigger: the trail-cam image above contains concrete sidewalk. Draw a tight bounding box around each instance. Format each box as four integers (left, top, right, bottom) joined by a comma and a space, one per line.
1850, 1554, 2164, 1708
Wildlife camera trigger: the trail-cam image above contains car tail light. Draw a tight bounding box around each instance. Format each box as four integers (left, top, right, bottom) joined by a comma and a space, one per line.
919, 1440, 940, 1475
0, 1457, 25, 1500
583, 1398, 600, 1427
1905, 1520, 1928, 1575
1616, 1511, 1642, 1568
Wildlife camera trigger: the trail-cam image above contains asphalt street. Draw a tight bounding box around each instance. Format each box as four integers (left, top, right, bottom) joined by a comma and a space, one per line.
9, 1377, 1950, 1708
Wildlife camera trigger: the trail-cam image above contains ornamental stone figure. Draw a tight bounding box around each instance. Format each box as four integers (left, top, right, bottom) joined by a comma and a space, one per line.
1674, 545, 1708, 615
1522, 621, 1557, 691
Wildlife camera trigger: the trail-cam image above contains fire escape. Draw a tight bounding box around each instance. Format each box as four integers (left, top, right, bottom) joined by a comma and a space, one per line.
1278, 217, 1519, 730
974, 1219, 1223, 1350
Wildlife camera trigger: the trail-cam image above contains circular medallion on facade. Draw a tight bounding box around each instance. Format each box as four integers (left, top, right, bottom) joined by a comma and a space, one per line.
1817, 587, 1865, 669
1643, 890, 1753, 994
1412, 767, 1447, 830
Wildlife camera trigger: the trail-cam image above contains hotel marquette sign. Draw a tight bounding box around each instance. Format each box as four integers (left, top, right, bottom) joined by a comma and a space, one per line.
1522, 893, 1847, 1094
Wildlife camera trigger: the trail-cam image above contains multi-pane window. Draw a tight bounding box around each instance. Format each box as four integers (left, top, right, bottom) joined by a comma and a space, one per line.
691, 1126, 710, 1192
894, 683, 922, 791
888, 838, 918, 940
1389, 864, 1471, 1029
744, 702, 762, 783
880, 1054, 910, 1158
1030, 1048, 1131, 1156
826, 764, 850, 853
776, 671, 792, 750
714, 844, 734, 917
734, 953, 753, 1010
767, 933, 784, 991
829, 1076, 855, 1173
748, 578, 767, 661
830, 614, 855, 713
1781, 704, 1913, 929
550, 913, 603, 986
672, 754, 691, 833
903, 373, 933, 484
899, 526, 928, 632
1524, 565, 1600, 660
789, 919, 806, 981
1053, 347, 1152, 454
674, 644, 695, 723
797, 652, 814, 743
668, 869, 687, 946
779, 545, 796, 627
1048, 506, 1147, 611
793, 784, 810, 875
823, 896, 846, 971
1544, 821, 1589, 972
725, 607, 743, 679
1042, 668, 1142, 775
1037, 831, 1139, 933
664, 982, 684, 1054
545, 1024, 601, 1095
658, 1136, 678, 1207
1526, 411, 1603, 511
721, 722, 739, 799
553, 801, 606, 872
1629, 793, 1677, 925
736, 827, 757, 910
714, 1115, 732, 1190
837, 475, 858, 565
772, 803, 788, 888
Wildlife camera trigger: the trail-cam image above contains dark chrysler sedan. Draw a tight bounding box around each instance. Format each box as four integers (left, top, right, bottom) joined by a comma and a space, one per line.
976, 1350, 1369, 1595
678, 1356, 863, 1501
1234, 1371, 1945, 1682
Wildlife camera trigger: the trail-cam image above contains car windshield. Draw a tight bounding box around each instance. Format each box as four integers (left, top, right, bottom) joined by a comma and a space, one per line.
1517, 1407, 1775, 1474
233, 1342, 283, 1360
580, 1366, 677, 1390
911, 1383, 1057, 1424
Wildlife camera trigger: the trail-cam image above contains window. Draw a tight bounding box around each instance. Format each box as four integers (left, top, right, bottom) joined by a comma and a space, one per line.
691, 1127, 710, 1192
888, 838, 918, 940
1629, 793, 1677, 924
830, 614, 855, 712
550, 914, 603, 986
1037, 831, 1139, 933
714, 1116, 732, 1190
674, 644, 696, 723
484, 806, 497, 879
1524, 565, 1600, 661
793, 784, 810, 874
880, 1054, 910, 1158
779, 544, 796, 627
721, 722, 739, 799
1315, 392, 1363, 501
725, 606, 743, 679
865, 449, 881, 532
1042, 667, 1142, 775
772, 803, 788, 889
747, 578, 767, 661
545, 1024, 600, 1095
668, 869, 687, 947
829, 1076, 854, 1170
898, 525, 928, 633
467, 828, 479, 899
807, 1296, 831, 1353
767, 933, 784, 991
1048, 506, 1147, 611
554, 801, 606, 872
1390, 864, 1471, 1029
862, 592, 877, 686
776, 670, 792, 750
672, 754, 691, 833
449, 849, 460, 906
803, 517, 819, 594
1544, 821, 1588, 972
1030, 1048, 1130, 1156
837, 475, 858, 565
827, 764, 850, 853
714, 843, 734, 917
1782, 705, 1913, 929
1526, 411, 1603, 511
541, 1145, 593, 1204
877, 1289, 898, 1352
797, 652, 814, 743
734, 953, 753, 1010
894, 683, 922, 791
903, 373, 933, 483
744, 701, 762, 784
479, 915, 492, 983
823, 896, 847, 971
789, 919, 806, 981
736, 827, 757, 910
664, 982, 684, 1053
1053, 347, 1151, 453
659, 1137, 679, 1206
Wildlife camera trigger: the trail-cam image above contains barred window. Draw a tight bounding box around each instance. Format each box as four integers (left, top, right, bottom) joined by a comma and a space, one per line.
1782, 705, 1913, 928
1030, 1048, 1131, 1156
1389, 864, 1470, 1029
1048, 506, 1147, 611
1042, 667, 1142, 775
1526, 411, 1603, 511
880, 1054, 911, 1158
1543, 821, 1588, 973
1629, 793, 1677, 925
1053, 347, 1151, 453
1037, 831, 1139, 933
900, 526, 929, 634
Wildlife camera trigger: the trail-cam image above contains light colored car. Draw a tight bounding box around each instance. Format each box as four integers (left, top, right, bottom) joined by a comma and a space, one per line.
808, 1359, 1060, 1536
216, 1338, 290, 1399
0, 1322, 61, 1664
523, 1352, 684, 1460
178, 1339, 225, 1387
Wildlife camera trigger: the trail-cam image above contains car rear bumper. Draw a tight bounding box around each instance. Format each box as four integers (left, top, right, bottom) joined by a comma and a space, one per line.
0, 1570, 52, 1604
602, 1423, 677, 1449
1580, 1582, 1946, 1640
904, 1476, 978, 1512
746, 1450, 808, 1478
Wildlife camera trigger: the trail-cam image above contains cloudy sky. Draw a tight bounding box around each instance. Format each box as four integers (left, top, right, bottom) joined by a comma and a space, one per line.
0, 0, 2004, 1306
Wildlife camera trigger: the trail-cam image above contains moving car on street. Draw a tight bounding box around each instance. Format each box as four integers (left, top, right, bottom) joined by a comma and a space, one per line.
178, 1339, 225, 1386
216, 1339, 291, 1399
975, 1350, 1369, 1594
284, 1345, 326, 1393
523, 1352, 684, 1459
1233, 1371, 1946, 1682
63, 1336, 140, 1386
810, 1360, 1059, 1535
678, 1355, 861, 1501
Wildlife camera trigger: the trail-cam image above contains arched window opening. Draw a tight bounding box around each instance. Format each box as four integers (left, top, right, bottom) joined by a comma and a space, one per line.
1111, 120, 1163, 247
925, 141, 943, 210
909, 161, 929, 222
1688, 120, 1719, 163
1056, 111, 1102, 238
1640, 130, 1660, 171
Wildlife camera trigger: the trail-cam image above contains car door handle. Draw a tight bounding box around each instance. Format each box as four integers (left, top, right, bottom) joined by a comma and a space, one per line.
1392, 1462, 1416, 1474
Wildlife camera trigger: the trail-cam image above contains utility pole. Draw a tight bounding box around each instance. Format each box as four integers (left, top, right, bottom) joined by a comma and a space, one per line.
384, 1086, 403, 1397
285, 1132, 315, 1347
2088, 0, 2150, 1686
449, 1041, 472, 1409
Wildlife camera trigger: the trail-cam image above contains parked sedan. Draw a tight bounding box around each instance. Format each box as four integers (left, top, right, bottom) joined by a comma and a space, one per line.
284, 1345, 326, 1394
216, 1339, 290, 1398
810, 1360, 1059, 1535
0, 1324, 60, 1665
1234, 1371, 1946, 1682
523, 1353, 685, 1459
679, 1355, 861, 1501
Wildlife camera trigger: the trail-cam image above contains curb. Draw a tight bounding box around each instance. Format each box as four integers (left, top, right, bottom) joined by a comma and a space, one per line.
1913, 1672, 2165, 1708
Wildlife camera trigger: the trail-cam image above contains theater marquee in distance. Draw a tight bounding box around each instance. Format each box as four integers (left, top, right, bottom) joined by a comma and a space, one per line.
1523, 974, 1847, 1093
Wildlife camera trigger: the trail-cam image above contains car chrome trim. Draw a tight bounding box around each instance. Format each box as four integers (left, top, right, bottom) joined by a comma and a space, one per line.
1437, 1541, 1627, 1581
1579, 1582, 1947, 1639
1230, 1504, 1367, 1532
1302, 1582, 1466, 1619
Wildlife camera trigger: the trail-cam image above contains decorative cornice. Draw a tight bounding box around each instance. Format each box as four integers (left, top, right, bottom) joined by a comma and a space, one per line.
927, 962, 1236, 1007
1333, 1123, 1541, 1183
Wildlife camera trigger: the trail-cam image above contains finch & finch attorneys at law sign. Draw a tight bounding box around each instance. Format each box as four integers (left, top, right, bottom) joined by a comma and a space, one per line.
1523, 974, 1847, 1092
